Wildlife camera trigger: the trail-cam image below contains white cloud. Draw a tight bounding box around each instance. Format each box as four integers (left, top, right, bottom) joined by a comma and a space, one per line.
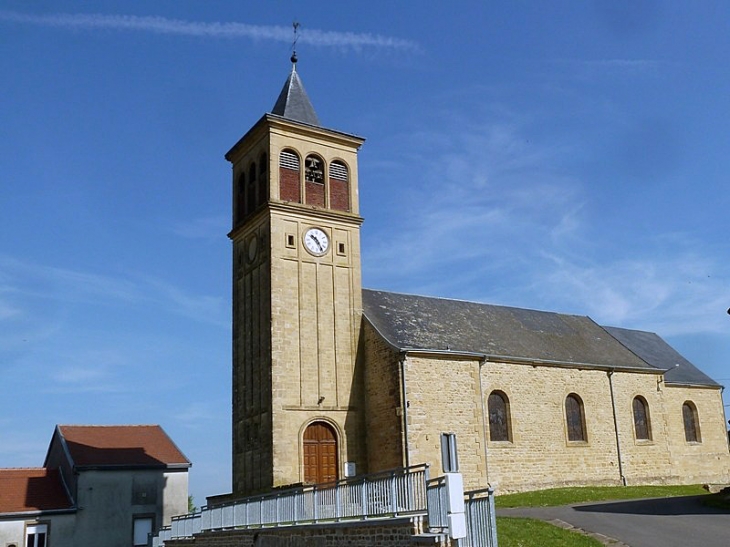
363, 97, 730, 340
0, 11, 420, 52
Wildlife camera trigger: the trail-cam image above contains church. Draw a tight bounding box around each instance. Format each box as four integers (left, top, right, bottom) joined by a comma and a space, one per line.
224, 56, 730, 498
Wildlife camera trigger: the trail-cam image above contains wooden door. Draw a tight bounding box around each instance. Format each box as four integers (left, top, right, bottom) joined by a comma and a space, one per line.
303, 422, 338, 484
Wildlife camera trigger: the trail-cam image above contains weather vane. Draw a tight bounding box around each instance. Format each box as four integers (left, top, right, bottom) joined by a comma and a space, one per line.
291, 21, 300, 65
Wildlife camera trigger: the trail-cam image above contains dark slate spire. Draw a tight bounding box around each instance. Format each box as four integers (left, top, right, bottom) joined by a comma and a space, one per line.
271, 53, 321, 126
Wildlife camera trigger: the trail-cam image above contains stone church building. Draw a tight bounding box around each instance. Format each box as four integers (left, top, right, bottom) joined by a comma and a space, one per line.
224, 57, 730, 498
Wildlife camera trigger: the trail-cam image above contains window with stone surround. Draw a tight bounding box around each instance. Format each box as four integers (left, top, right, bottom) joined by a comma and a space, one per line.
488, 390, 512, 442
682, 401, 701, 443
632, 396, 652, 441
565, 393, 587, 442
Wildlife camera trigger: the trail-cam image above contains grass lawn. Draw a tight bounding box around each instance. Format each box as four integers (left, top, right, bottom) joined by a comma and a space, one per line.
492, 484, 719, 546
496, 517, 603, 547
495, 484, 707, 508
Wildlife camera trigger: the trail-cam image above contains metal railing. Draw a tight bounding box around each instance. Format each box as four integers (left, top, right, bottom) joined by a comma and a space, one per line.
425, 475, 448, 531
152, 464, 430, 545
462, 487, 498, 547
425, 478, 498, 547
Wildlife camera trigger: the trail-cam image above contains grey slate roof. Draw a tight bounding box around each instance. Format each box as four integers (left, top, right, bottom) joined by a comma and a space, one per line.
362, 289, 720, 386
603, 326, 720, 386
271, 63, 320, 126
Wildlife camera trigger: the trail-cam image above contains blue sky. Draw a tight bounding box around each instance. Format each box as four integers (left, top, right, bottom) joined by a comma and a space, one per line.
2, 1, 729, 504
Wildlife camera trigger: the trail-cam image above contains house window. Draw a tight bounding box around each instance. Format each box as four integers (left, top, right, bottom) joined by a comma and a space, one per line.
565, 393, 586, 442
682, 401, 701, 443
487, 390, 511, 442
632, 396, 652, 441
133, 516, 154, 547
25, 524, 47, 547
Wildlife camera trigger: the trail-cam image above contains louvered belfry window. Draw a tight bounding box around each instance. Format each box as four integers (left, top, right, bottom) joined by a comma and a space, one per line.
279, 149, 301, 203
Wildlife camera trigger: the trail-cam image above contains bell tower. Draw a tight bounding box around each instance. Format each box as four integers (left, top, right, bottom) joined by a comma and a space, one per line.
226, 56, 366, 496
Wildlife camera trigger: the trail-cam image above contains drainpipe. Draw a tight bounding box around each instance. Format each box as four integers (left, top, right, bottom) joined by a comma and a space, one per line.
399, 354, 410, 468
478, 356, 490, 484
607, 369, 627, 486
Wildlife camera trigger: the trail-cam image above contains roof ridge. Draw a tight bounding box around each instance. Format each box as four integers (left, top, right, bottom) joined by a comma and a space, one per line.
363, 287, 588, 318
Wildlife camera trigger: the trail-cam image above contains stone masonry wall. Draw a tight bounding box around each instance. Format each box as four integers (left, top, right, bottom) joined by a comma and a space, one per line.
164, 518, 430, 547
395, 354, 730, 493
362, 321, 404, 472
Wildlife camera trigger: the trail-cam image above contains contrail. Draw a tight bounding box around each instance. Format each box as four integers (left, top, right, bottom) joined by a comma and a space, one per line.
0, 10, 420, 52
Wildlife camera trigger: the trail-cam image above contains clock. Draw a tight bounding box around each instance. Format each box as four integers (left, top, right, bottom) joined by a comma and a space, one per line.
303, 227, 329, 256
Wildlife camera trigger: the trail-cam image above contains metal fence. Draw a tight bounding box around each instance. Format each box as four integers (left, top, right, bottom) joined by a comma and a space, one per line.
462, 487, 498, 547
152, 464, 430, 546
426, 478, 498, 547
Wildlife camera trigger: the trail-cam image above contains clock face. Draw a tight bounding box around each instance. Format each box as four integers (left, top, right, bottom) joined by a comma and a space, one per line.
303, 228, 329, 256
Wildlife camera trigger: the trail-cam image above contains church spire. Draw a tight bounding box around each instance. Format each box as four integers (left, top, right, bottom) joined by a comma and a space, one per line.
270, 53, 321, 127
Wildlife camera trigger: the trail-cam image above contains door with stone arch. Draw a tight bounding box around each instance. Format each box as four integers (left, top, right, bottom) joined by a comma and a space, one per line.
303, 421, 338, 484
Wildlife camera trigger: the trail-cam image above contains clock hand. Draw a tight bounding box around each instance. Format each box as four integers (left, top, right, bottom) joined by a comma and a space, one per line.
308, 234, 322, 250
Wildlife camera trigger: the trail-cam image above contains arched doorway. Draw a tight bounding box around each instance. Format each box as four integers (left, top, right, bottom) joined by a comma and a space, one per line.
303, 421, 338, 484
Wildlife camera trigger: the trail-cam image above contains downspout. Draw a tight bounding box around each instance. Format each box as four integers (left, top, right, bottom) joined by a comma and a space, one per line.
607, 369, 627, 486
399, 354, 410, 468
478, 356, 490, 484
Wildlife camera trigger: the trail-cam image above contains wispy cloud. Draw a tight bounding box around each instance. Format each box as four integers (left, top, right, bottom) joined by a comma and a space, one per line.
0, 11, 420, 52
362, 97, 729, 339
0, 254, 226, 327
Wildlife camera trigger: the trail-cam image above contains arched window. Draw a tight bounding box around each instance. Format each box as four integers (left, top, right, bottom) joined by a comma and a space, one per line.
305, 154, 324, 183
682, 401, 701, 443
236, 172, 246, 224
257, 153, 268, 207
246, 162, 257, 215
303, 421, 338, 484
565, 394, 586, 442
487, 390, 511, 442
304, 154, 325, 207
632, 396, 651, 441
279, 149, 301, 203
329, 160, 350, 212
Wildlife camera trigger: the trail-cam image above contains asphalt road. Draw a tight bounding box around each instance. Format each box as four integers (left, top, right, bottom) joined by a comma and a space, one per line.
498, 495, 729, 547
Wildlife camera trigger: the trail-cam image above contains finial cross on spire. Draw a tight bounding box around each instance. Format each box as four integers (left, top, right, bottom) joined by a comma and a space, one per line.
291, 21, 300, 66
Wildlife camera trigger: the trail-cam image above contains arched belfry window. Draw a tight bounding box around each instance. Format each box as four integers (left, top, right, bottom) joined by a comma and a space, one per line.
236, 172, 246, 225
279, 149, 301, 203
329, 160, 350, 212
303, 421, 338, 484
632, 396, 652, 441
257, 153, 268, 207
565, 393, 586, 442
246, 162, 257, 215
487, 390, 512, 442
304, 154, 325, 207
682, 401, 701, 443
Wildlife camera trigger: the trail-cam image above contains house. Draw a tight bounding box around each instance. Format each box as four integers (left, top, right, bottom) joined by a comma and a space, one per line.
224, 57, 730, 497
0, 425, 190, 547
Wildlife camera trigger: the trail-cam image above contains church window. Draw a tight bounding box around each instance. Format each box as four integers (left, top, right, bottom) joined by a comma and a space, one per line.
257, 153, 268, 207
682, 401, 701, 443
487, 390, 511, 442
279, 149, 301, 203
329, 160, 350, 212
236, 172, 246, 225
304, 154, 325, 207
632, 396, 652, 441
305, 154, 324, 183
246, 162, 257, 215
565, 394, 586, 442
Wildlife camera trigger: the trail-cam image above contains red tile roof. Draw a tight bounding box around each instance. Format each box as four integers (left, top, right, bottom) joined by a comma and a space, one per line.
58, 425, 190, 468
0, 468, 74, 514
